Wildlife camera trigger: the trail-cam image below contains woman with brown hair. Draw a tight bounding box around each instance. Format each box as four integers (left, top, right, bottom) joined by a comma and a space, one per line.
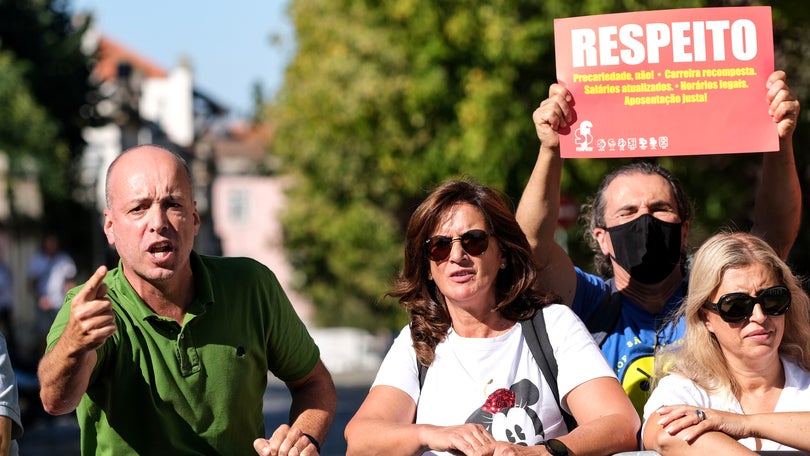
345, 179, 638, 455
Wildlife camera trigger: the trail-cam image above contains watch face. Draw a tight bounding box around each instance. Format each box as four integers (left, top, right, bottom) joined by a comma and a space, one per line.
545, 438, 569, 456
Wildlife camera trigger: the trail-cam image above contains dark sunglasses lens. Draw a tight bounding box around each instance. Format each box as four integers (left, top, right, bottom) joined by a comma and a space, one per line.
760, 287, 791, 315
717, 286, 792, 322
427, 237, 452, 261
426, 230, 490, 261
718, 295, 753, 322
461, 230, 489, 255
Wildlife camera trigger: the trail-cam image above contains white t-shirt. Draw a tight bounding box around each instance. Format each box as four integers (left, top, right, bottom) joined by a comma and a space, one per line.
642, 356, 810, 452
372, 303, 616, 455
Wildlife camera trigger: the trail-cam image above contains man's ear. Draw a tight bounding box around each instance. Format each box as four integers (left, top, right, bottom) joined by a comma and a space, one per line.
103, 210, 115, 245
681, 220, 691, 248
192, 203, 201, 236
594, 227, 611, 256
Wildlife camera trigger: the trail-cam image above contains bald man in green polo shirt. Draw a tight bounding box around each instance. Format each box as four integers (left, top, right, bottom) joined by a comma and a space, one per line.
37, 145, 336, 455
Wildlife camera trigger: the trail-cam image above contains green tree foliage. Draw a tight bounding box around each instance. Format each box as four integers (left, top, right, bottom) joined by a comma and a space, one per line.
0, 50, 66, 197
0, 0, 101, 263
273, 0, 810, 330
0, 0, 101, 209
0, 0, 100, 152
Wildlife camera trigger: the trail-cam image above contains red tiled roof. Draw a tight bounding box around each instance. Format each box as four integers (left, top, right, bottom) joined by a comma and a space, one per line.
214, 121, 274, 161
94, 36, 167, 81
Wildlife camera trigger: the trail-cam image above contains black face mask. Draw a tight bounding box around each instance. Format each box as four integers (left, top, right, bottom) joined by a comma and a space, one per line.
605, 214, 683, 284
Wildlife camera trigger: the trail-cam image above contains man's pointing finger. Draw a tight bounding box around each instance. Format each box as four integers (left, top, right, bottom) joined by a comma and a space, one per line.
79, 266, 109, 300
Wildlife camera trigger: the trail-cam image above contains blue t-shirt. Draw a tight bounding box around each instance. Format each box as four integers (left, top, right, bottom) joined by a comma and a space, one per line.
571, 267, 685, 416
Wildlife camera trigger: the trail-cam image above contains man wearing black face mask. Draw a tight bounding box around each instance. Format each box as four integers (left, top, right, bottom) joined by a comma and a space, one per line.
515, 70, 801, 417
604, 213, 682, 285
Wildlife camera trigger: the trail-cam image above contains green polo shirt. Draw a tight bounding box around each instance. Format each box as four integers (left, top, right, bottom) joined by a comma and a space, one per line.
47, 252, 320, 455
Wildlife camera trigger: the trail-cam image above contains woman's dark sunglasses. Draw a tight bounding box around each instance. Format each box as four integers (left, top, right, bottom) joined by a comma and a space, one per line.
703, 285, 791, 323
425, 229, 490, 262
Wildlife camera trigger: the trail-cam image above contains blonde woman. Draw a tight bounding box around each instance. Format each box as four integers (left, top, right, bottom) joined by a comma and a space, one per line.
642, 232, 810, 454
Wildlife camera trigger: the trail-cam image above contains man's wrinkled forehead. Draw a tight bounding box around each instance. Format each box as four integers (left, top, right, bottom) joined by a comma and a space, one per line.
117, 176, 191, 205
106, 146, 191, 206
603, 172, 676, 208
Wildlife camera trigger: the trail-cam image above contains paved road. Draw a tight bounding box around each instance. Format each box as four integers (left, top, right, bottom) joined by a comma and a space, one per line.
18, 374, 373, 456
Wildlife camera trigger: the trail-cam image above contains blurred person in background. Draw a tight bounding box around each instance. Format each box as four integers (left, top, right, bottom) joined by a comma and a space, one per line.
0, 332, 22, 456
26, 233, 76, 355
0, 246, 15, 354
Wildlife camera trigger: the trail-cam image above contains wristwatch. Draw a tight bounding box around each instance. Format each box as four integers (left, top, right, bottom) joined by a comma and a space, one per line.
544, 438, 569, 456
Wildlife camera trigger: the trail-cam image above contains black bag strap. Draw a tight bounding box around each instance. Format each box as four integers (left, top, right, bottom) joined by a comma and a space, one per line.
521, 307, 578, 431
584, 279, 623, 347
418, 360, 428, 389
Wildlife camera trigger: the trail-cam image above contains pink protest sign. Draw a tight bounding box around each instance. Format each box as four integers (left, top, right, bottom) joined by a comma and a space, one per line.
554, 6, 776, 158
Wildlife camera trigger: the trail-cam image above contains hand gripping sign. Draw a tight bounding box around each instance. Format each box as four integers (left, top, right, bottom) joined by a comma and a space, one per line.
554, 6, 776, 158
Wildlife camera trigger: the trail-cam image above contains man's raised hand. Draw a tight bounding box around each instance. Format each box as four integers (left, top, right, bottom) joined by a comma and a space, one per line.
64, 265, 116, 352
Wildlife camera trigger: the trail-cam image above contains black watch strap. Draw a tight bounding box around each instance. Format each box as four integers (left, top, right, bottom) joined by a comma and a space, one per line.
544, 438, 569, 456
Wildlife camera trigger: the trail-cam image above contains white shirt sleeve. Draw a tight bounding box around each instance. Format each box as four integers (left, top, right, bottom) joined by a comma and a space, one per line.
371, 325, 421, 404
